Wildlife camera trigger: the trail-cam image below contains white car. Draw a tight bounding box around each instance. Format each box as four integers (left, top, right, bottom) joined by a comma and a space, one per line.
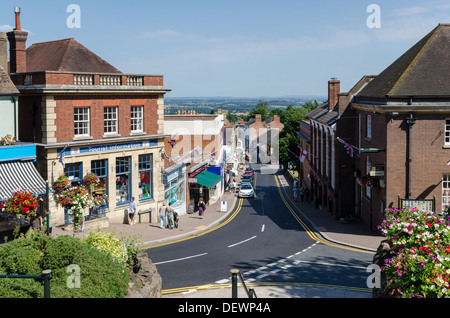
239, 182, 255, 198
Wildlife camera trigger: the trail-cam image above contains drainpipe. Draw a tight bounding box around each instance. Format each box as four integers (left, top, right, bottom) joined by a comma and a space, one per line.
406, 113, 416, 199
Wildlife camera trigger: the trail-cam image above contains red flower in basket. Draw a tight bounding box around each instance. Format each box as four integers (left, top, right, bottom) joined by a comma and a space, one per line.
5, 190, 39, 219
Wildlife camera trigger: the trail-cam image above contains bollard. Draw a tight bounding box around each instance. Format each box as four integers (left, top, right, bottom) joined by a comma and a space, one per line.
42, 270, 52, 298
230, 269, 239, 298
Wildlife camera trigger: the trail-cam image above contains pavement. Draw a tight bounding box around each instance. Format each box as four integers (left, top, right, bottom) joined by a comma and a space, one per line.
51, 167, 385, 299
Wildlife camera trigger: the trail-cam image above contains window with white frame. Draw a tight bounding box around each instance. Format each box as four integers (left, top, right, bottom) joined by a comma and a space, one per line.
367, 115, 372, 140
445, 119, 450, 145
442, 175, 450, 212
74, 107, 90, 137
131, 106, 143, 132
104, 106, 118, 134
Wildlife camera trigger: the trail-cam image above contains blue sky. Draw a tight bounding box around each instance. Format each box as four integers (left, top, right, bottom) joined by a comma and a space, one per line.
1, 1, 450, 97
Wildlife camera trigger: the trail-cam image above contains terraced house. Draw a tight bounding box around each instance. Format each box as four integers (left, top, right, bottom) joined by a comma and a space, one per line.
7, 10, 171, 226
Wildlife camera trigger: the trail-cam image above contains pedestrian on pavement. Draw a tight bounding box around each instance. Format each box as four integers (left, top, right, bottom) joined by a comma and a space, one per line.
300, 187, 305, 202
293, 187, 299, 202
305, 188, 310, 202
198, 197, 206, 218
159, 202, 166, 229
228, 179, 235, 194
129, 197, 137, 225
166, 202, 175, 229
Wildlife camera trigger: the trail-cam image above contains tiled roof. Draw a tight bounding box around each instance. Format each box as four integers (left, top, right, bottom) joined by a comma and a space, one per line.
26, 38, 121, 73
358, 24, 450, 98
306, 103, 338, 125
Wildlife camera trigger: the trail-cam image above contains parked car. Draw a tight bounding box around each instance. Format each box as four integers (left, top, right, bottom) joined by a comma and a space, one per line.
239, 182, 255, 198
241, 175, 254, 185
244, 168, 254, 176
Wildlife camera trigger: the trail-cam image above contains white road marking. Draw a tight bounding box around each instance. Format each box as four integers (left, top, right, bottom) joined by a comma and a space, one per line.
153, 252, 208, 265
261, 224, 265, 232
228, 235, 257, 248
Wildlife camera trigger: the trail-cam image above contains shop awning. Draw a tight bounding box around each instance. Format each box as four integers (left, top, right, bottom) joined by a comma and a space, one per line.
0, 160, 47, 201
195, 170, 223, 188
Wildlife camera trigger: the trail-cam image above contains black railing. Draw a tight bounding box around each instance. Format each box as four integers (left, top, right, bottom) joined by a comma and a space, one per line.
0, 269, 53, 298
230, 269, 257, 298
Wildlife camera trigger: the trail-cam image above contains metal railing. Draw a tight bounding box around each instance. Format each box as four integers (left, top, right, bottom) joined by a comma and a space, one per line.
230, 269, 257, 298
0, 270, 53, 298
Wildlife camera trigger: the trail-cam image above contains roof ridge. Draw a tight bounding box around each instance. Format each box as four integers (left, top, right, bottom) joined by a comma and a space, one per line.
57, 38, 73, 71
28, 37, 74, 47
387, 25, 440, 95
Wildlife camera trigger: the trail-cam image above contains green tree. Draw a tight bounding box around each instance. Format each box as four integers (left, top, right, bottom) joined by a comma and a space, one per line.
248, 100, 270, 121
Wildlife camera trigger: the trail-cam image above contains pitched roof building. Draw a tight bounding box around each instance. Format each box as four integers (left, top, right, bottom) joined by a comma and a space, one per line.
6, 8, 171, 226
347, 23, 450, 230
24, 38, 121, 74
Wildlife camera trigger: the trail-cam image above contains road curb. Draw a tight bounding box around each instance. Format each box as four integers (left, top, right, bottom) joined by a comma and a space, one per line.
276, 173, 377, 253
142, 190, 239, 249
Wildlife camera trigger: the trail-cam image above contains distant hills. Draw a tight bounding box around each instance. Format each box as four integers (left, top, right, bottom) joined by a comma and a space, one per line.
165, 96, 327, 115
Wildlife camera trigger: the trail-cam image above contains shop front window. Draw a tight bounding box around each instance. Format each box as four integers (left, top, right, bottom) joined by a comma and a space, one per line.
138, 154, 153, 200
164, 174, 186, 207
64, 162, 82, 186
91, 159, 108, 206
116, 156, 130, 205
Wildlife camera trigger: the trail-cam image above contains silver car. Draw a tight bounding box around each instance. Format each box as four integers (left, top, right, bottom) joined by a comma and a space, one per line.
239, 182, 255, 198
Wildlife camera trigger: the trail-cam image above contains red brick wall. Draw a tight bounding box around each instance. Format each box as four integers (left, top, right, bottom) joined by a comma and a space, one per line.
386, 114, 450, 213
164, 134, 219, 170
54, 95, 159, 143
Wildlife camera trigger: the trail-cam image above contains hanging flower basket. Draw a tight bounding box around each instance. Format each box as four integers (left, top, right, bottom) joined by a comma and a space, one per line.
52, 175, 70, 194
5, 190, 40, 220
82, 172, 99, 186
56, 186, 96, 234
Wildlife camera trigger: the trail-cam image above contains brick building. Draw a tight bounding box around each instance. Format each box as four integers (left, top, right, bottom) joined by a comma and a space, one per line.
306, 77, 375, 220
346, 23, 450, 230
297, 119, 312, 201
164, 113, 225, 214
7, 10, 170, 225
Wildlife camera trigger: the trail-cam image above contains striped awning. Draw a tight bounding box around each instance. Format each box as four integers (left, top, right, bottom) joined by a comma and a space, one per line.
0, 161, 47, 201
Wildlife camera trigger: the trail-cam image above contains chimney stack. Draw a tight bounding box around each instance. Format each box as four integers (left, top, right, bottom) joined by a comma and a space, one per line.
7, 7, 28, 73
14, 7, 21, 30
328, 78, 340, 111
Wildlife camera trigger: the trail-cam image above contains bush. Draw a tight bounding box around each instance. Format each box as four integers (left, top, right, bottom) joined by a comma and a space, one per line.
41, 235, 77, 270
378, 208, 450, 298
0, 234, 129, 298
49, 240, 129, 298
83, 230, 128, 264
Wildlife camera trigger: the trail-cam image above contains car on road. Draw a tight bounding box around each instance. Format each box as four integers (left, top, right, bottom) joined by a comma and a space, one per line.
244, 168, 254, 176
239, 182, 255, 198
241, 175, 254, 185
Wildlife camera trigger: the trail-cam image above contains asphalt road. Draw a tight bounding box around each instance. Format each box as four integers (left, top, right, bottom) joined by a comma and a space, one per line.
145, 169, 374, 293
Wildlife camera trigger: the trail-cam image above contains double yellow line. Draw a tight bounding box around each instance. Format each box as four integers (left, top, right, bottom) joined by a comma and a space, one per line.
162, 281, 371, 296
274, 175, 372, 254
144, 198, 244, 249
